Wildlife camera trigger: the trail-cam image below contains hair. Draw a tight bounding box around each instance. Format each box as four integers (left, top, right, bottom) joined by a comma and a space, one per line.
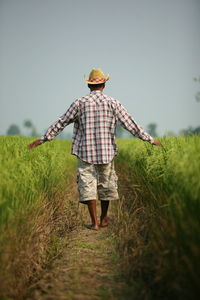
88, 82, 105, 90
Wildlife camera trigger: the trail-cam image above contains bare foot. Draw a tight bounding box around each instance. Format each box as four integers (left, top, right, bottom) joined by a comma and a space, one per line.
100, 217, 108, 227
85, 224, 99, 231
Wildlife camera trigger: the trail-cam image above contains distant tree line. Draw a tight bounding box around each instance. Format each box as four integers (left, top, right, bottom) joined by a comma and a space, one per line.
116, 122, 200, 138
179, 126, 200, 136
6, 120, 73, 139
6, 120, 38, 137
6, 117, 200, 139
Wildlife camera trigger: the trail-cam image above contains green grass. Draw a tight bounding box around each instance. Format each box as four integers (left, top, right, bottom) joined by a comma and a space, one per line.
1, 135, 200, 299
114, 136, 200, 300
0, 136, 77, 226
0, 136, 78, 299
73, 240, 101, 250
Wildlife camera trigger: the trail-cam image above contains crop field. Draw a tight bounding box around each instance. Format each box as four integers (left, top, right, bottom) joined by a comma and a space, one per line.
0, 136, 77, 225
0, 136, 79, 298
0, 135, 200, 299
115, 136, 200, 300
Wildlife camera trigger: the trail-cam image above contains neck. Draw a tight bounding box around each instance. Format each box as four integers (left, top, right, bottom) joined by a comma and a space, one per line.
90, 87, 104, 92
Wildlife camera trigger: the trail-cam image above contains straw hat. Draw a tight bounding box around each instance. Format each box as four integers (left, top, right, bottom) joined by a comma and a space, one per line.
84, 68, 110, 84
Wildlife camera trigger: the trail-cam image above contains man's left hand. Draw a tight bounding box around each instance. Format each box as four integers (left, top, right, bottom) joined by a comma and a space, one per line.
28, 139, 42, 150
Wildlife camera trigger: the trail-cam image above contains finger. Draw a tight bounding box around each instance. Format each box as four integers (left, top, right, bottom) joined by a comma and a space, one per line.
28, 143, 35, 149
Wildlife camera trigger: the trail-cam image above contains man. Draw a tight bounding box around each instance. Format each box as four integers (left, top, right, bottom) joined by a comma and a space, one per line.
28, 68, 161, 231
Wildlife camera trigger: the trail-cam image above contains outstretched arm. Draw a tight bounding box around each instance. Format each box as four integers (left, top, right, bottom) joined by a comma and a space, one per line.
28, 100, 79, 150
115, 101, 162, 146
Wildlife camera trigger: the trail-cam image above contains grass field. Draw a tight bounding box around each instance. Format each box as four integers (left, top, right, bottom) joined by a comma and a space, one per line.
114, 136, 200, 300
0, 135, 200, 299
0, 136, 79, 299
0, 136, 77, 225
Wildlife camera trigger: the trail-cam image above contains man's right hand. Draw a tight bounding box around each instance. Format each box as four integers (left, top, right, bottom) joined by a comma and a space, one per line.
28, 139, 42, 150
152, 139, 162, 146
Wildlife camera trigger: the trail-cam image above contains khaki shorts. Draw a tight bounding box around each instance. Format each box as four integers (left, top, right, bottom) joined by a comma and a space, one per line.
77, 159, 119, 203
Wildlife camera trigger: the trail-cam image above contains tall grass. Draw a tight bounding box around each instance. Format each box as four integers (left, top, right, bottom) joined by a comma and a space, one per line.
1, 135, 199, 299
114, 136, 200, 300
0, 136, 77, 225
0, 136, 78, 299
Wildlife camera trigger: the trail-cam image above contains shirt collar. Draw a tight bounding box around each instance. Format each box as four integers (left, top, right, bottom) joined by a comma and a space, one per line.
90, 90, 102, 94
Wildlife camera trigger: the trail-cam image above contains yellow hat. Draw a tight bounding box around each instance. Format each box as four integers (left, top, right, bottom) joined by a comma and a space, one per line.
84, 68, 110, 84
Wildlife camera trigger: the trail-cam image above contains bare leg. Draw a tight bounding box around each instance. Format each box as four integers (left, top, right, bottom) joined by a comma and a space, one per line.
100, 200, 109, 227
86, 200, 99, 231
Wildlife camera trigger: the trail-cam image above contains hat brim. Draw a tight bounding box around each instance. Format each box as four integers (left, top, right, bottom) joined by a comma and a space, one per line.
84, 74, 110, 84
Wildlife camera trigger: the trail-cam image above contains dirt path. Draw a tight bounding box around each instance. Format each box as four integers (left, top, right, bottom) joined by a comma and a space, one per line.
26, 205, 126, 300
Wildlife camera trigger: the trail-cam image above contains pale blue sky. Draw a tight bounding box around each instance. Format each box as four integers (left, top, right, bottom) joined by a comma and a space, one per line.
0, 0, 200, 136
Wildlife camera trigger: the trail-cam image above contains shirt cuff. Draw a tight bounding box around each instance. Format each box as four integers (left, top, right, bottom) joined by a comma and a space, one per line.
149, 136, 154, 144
40, 137, 48, 144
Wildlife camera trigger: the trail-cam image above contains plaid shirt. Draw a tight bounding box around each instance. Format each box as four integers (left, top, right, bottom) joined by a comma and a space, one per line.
40, 90, 154, 164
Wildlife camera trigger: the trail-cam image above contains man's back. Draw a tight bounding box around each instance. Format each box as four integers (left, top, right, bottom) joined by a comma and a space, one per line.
72, 90, 118, 164
39, 88, 154, 164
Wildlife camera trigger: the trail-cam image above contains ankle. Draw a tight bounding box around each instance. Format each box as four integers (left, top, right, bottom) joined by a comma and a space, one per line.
92, 220, 98, 226
100, 217, 108, 227
91, 223, 99, 230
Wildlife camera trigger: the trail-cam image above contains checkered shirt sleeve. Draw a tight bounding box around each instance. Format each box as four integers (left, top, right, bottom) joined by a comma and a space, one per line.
40, 100, 79, 142
115, 100, 154, 144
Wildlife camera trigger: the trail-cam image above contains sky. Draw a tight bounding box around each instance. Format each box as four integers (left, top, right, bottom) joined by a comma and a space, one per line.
0, 0, 200, 137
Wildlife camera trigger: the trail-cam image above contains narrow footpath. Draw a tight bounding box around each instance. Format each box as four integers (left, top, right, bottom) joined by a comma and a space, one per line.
26, 205, 126, 300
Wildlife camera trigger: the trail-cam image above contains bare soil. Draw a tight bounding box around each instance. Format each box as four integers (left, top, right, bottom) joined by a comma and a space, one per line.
26, 204, 126, 300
